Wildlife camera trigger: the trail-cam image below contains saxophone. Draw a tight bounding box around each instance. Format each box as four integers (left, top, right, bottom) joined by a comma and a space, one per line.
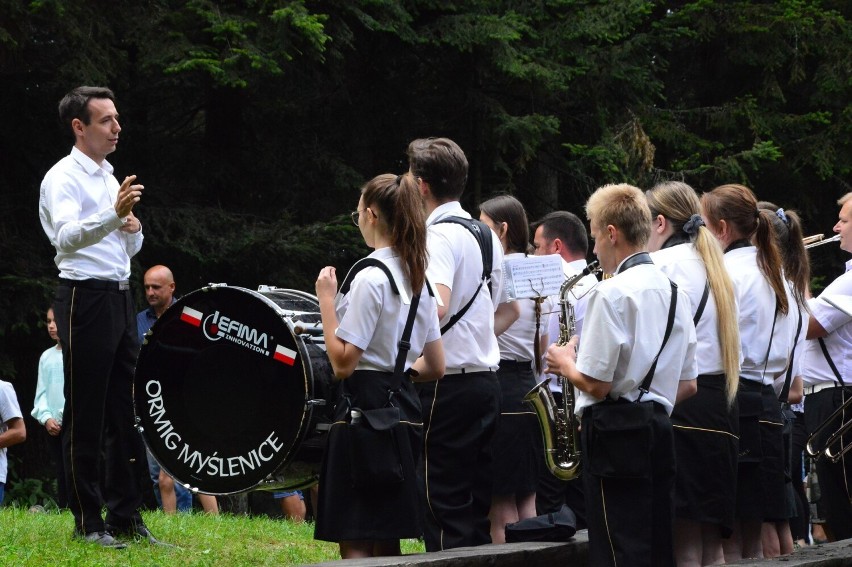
524, 260, 601, 480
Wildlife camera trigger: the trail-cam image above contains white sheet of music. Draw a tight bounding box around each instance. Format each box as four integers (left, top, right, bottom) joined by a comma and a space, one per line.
503, 254, 565, 300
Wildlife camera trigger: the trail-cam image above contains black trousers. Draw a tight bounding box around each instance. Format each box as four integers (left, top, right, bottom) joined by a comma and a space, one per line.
417, 371, 500, 551
53, 282, 146, 534
790, 411, 809, 541
581, 401, 676, 567
804, 387, 852, 541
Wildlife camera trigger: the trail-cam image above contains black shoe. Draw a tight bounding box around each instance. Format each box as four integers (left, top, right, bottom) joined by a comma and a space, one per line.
106, 523, 174, 547
75, 530, 128, 549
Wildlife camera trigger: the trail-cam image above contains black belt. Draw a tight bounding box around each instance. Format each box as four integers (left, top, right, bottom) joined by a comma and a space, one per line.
58, 278, 130, 291
498, 359, 532, 369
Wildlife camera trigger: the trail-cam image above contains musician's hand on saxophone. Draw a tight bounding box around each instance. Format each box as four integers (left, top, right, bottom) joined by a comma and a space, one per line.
543, 335, 579, 376
546, 337, 613, 400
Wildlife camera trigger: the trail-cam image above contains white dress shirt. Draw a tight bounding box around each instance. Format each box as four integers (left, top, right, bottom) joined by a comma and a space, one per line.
39, 146, 143, 280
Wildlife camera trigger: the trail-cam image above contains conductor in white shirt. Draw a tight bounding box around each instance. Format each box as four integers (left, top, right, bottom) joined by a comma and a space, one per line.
39, 86, 162, 548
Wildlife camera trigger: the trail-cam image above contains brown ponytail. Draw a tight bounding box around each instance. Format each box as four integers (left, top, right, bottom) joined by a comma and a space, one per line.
361, 173, 428, 293
702, 184, 789, 316
757, 202, 810, 309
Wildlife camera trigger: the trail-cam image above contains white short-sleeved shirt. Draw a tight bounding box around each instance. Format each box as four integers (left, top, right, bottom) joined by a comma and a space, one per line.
725, 246, 804, 385
773, 299, 808, 396
803, 263, 852, 386
498, 252, 552, 363
0, 380, 23, 483
39, 146, 143, 280
426, 202, 503, 369
651, 243, 741, 376
335, 247, 441, 372
575, 258, 698, 416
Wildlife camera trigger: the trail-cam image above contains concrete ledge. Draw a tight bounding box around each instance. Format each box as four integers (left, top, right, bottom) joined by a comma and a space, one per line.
311, 530, 589, 566
731, 539, 852, 566
311, 534, 852, 567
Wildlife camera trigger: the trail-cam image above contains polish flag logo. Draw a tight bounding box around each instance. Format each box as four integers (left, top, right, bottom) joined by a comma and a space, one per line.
181, 306, 203, 327
273, 344, 297, 366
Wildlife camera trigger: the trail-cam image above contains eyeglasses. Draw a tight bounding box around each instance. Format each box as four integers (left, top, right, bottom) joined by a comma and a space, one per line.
350, 208, 377, 226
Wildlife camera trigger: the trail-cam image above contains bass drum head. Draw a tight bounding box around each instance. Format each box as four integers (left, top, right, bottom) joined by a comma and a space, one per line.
134, 285, 317, 494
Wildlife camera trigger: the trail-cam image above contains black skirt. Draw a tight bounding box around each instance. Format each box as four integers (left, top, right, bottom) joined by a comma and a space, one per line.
314, 370, 423, 542
733, 380, 787, 521
671, 374, 738, 537
492, 360, 542, 494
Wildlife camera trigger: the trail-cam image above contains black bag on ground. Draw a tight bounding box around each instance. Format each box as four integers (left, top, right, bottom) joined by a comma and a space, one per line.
347, 406, 404, 488
505, 504, 577, 543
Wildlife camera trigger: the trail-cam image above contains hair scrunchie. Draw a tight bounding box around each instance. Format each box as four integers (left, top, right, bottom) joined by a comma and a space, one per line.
775, 207, 790, 226
682, 214, 705, 237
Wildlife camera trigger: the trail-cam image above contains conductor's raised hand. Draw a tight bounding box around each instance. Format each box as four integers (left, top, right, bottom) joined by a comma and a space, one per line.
316, 266, 338, 301
115, 175, 143, 219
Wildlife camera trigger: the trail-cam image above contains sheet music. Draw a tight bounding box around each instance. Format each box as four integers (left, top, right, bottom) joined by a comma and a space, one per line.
504, 254, 565, 300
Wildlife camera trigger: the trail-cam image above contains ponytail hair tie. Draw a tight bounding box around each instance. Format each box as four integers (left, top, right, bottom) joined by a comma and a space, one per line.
395, 174, 403, 186
775, 207, 790, 226
682, 214, 705, 236
755, 209, 761, 219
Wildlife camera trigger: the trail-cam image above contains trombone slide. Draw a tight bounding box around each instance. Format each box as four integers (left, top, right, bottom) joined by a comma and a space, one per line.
805, 391, 852, 463
805, 234, 841, 249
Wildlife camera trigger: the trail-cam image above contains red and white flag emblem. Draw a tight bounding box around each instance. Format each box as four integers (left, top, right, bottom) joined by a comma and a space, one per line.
180, 306, 203, 327
273, 344, 297, 366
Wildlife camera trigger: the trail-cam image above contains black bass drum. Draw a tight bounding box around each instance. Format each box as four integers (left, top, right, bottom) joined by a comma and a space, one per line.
134, 284, 335, 495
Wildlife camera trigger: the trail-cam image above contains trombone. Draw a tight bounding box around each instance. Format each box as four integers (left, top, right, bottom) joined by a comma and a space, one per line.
805, 390, 852, 463
804, 234, 841, 249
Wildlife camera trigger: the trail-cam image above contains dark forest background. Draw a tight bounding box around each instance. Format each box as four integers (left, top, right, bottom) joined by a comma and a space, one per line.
1, 1, 850, 493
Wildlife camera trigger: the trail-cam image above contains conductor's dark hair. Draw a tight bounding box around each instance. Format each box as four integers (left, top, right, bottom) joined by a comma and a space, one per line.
58, 86, 116, 139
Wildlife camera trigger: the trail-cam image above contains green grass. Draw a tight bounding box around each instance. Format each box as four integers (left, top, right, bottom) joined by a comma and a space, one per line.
0, 507, 426, 566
